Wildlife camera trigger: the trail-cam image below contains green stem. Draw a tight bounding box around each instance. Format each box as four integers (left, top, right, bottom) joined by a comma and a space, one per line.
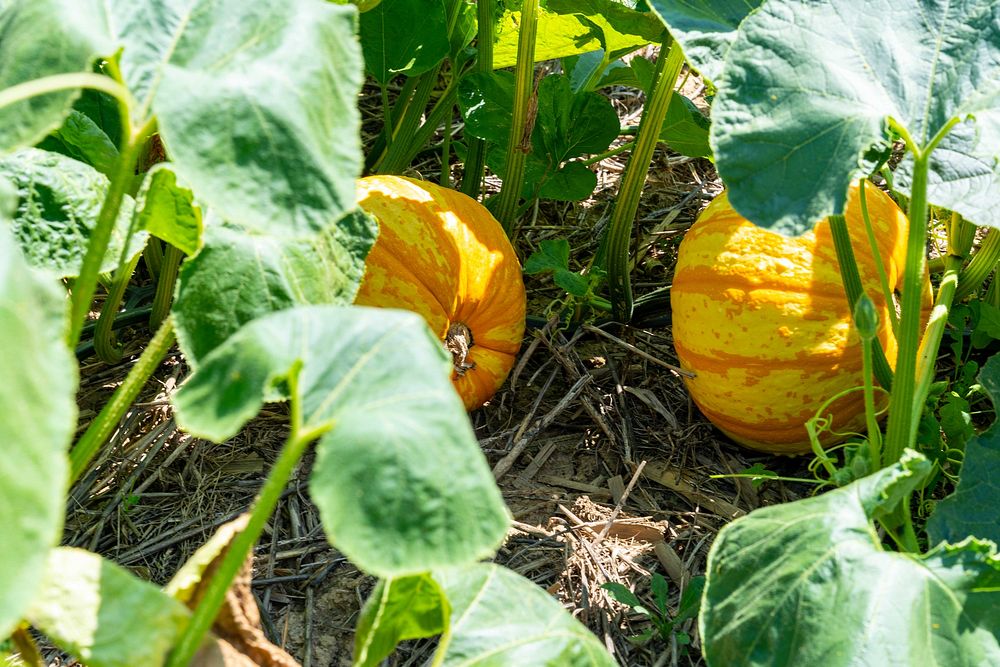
459, 0, 496, 198
858, 179, 899, 335
165, 366, 331, 667
883, 149, 930, 464
861, 337, 882, 471
580, 140, 635, 166
364, 77, 419, 171
440, 109, 453, 187
380, 84, 394, 152
378, 78, 461, 176
606, 38, 683, 323
828, 213, 894, 390
143, 238, 163, 280
67, 120, 154, 349
0, 72, 133, 113
955, 228, 1000, 300
150, 244, 183, 330
492, 0, 539, 233
94, 252, 142, 363
69, 317, 175, 483
373, 68, 441, 173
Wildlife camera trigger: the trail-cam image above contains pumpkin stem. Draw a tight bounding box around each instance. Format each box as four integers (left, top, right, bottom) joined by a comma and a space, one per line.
445, 322, 476, 376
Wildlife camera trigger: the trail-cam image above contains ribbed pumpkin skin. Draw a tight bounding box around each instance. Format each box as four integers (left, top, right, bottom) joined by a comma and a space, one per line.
354, 175, 526, 410
671, 183, 910, 454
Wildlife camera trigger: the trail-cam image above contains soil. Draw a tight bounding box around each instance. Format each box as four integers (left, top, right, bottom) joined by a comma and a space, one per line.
60, 56, 820, 667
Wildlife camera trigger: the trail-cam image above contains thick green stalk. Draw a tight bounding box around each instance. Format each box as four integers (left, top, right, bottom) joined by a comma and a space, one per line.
150, 244, 183, 330
143, 238, 163, 280
377, 80, 461, 176
68, 122, 153, 348
858, 180, 899, 334
828, 213, 894, 390
492, 0, 538, 233
955, 228, 1000, 300
94, 253, 142, 363
364, 77, 419, 171
853, 295, 882, 471
165, 368, 331, 667
460, 0, 495, 197
0, 72, 132, 112
372, 68, 441, 173
69, 317, 175, 483
883, 150, 930, 464
606, 38, 682, 322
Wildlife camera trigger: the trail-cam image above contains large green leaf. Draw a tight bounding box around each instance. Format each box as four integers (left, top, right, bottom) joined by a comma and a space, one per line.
172, 306, 509, 576
661, 93, 711, 159
0, 0, 112, 153
548, 0, 664, 60
133, 165, 202, 256
432, 563, 617, 666
354, 573, 450, 666
105, 0, 364, 236
26, 548, 189, 667
700, 450, 1000, 666
359, 0, 450, 84
172, 209, 376, 363
0, 148, 142, 277
646, 0, 762, 84
0, 192, 75, 639
37, 109, 119, 177
927, 352, 1000, 546
707, 0, 1000, 233
493, 7, 599, 69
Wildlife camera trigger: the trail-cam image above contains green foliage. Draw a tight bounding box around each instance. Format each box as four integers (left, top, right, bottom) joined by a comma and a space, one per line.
0, 148, 142, 277
25, 548, 189, 667
38, 109, 119, 177
927, 354, 1000, 546
701, 451, 1000, 666
359, 0, 451, 84
525, 238, 602, 302
0, 218, 75, 640
354, 574, 450, 666
133, 166, 202, 256
172, 306, 509, 576
433, 564, 618, 666
602, 574, 703, 645
705, 0, 1000, 233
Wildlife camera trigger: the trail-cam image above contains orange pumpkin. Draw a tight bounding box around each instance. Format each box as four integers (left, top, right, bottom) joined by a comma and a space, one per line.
354, 175, 526, 410
670, 182, 923, 454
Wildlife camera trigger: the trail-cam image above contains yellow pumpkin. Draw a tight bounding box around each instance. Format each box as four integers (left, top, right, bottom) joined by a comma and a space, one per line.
670, 182, 920, 454
354, 175, 526, 410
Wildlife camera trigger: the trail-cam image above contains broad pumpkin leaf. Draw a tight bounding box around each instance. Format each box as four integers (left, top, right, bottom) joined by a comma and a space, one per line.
0, 193, 75, 640
661, 93, 711, 159
0, 0, 112, 153
359, 0, 450, 85
26, 548, 189, 667
646, 0, 763, 84
0, 148, 143, 277
706, 0, 1000, 234
172, 209, 376, 363
701, 450, 1000, 666
354, 573, 450, 667
458, 71, 515, 145
548, 0, 664, 60
927, 353, 1000, 546
133, 165, 202, 256
896, 111, 1000, 230
432, 564, 617, 666
100, 0, 364, 236
172, 306, 509, 576
37, 109, 119, 177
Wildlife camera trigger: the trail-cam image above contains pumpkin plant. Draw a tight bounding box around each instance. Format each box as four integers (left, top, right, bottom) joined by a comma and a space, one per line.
651, 0, 1000, 664
0, 0, 616, 665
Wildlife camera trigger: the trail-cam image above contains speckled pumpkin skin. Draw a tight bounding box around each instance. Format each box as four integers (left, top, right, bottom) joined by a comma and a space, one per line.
354, 175, 526, 411
671, 183, 913, 454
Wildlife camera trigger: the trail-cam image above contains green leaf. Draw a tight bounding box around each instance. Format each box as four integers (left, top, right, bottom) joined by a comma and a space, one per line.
0, 209, 75, 639
601, 582, 647, 612
25, 548, 189, 667
111, 0, 364, 236
458, 71, 515, 146
359, 0, 450, 84
708, 0, 1000, 233
524, 239, 571, 274
701, 450, 1000, 666
661, 94, 711, 159
673, 575, 704, 624
650, 573, 669, 615
172, 210, 376, 363
533, 74, 620, 161
354, 574, 450, 666
493, 7, 598, 69
547, 0, 664, 60
896, 113, 1000, 230
553, 269, 591, 298
938, 392, 974, 452
927, 353, 1000, 546
134, 165, 202, 256
0, 148, 142, 277
538, 162, 599, 202
172, 306, 509, 576
0, 0, 112, 153
434, 564, 617, 666
38, 109, 119, 177
646, 0, 762, 84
